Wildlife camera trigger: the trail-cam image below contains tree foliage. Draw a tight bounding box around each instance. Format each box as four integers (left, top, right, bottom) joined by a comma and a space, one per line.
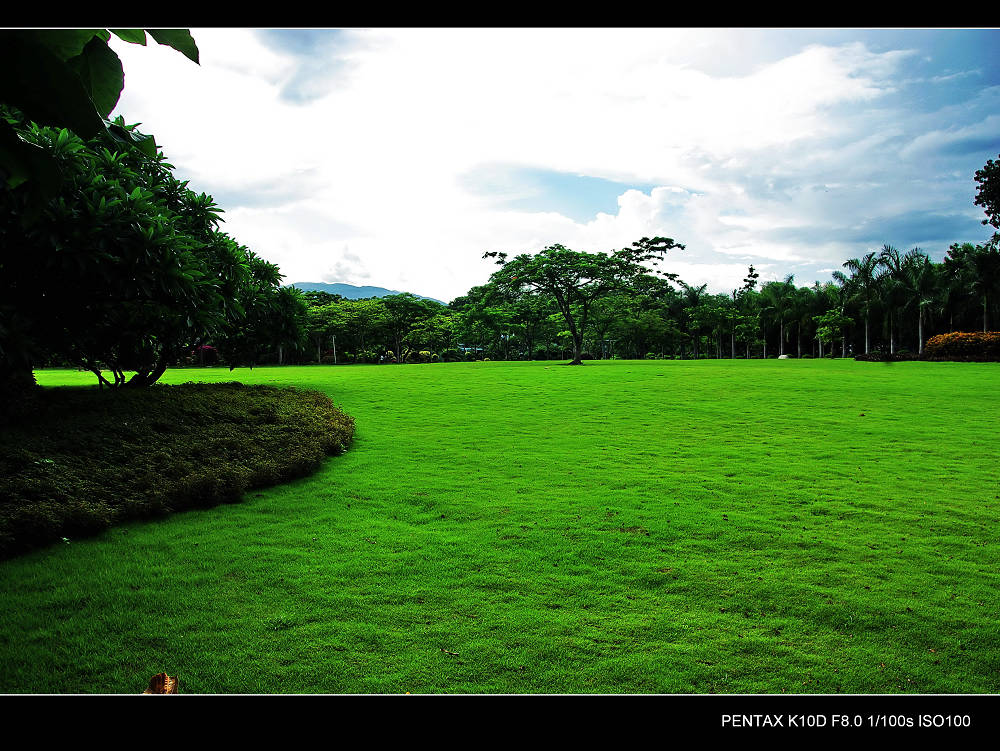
483, 237, 684, 364
974, 154, 1000, 231
0, 110, 303, 390
0, 29, 198, 204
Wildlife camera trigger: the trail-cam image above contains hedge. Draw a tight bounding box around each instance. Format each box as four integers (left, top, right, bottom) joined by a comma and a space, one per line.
0, 382, 355, 558
923, 332, 1000, 361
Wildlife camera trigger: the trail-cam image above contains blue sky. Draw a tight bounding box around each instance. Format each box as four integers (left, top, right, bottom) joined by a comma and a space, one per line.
109, 28, 1000, 301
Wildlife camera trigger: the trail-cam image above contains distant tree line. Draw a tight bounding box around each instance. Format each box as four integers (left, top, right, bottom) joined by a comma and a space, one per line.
295, 239, 999, 366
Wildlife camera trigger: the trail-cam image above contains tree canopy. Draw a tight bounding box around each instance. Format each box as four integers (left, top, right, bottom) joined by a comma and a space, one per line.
483, 237, 684, 364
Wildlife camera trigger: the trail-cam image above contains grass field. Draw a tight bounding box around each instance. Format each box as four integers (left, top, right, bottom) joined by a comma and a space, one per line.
2, 359, 999, 694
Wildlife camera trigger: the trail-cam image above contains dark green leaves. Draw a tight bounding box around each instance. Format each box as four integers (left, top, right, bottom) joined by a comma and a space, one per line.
0, 28, 199, 219
66, 36, 126, 119
110, 30, 147, 45
974, 155, 1000, 230
147, 30, 200, 64
29, 29, 110, 62
0, 31, 108, 138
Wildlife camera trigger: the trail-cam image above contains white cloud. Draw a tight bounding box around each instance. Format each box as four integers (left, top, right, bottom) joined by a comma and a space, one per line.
108, 29, 993, 302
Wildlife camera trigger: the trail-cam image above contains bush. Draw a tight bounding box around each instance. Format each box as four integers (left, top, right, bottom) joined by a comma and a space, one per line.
0, 382, 355, 558
405, 350, 432, 364
854, 349, 919, 362
924, 331, 1000, 361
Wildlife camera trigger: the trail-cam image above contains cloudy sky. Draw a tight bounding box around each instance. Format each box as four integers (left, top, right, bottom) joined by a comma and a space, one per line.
109, 28, 1000, 303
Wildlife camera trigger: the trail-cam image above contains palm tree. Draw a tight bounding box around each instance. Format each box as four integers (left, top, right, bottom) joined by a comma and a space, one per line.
840, 252, 880, 354
760, 275, 796, 356
877, 244, 907, 354
966, 242, 1000, 331
679, 282, 708, 358
899, 249, 939, 354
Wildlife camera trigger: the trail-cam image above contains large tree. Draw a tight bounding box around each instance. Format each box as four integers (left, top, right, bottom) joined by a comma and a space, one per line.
1, 111, 301, 390
483, 237, 683, 365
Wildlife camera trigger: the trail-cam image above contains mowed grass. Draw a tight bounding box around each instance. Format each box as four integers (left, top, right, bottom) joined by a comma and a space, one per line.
2, 359, 999, 694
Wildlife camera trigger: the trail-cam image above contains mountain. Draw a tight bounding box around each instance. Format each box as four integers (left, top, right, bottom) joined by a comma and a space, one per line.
287, 281, 446, 305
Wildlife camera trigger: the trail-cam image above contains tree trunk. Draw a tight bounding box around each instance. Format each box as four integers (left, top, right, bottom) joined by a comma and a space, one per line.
918, 308, 924, 355
569, 330, 584, 365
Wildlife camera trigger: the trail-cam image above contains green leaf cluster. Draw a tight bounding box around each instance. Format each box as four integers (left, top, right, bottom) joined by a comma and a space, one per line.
0, 112, 304, 390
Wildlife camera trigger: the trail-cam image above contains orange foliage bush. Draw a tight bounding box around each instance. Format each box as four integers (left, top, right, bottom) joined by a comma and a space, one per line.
924, 331, 1000, 361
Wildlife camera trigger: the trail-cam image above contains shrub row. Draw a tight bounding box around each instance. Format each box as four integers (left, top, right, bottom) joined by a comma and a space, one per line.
923, 331, 1000, 361
853, 349, 920, 362
0, 382, 355, 558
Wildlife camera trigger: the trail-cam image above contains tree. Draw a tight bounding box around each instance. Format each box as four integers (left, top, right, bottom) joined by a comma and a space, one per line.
678, 282, 709, 358
734, 266, 762, 358
877, 244, 907, 354
215, 256, 308, 369
305, 302, 348, 363
405, 312, 456, 355
1, 108, 296, 389
900, 249, 939, 354
837, 252, 880, 353
813, 308, 853, 358
484, 237, 683, 365
760, 276, 796, 356
974, 154, 1000, 231
381, 293, 445, 363
944, 240, 1000, 332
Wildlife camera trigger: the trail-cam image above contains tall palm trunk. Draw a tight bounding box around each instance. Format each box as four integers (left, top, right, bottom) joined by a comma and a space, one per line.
918, 307, 924, 355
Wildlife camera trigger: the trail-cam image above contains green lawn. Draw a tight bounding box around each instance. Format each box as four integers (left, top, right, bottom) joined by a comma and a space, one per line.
2, 359, 999, 693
